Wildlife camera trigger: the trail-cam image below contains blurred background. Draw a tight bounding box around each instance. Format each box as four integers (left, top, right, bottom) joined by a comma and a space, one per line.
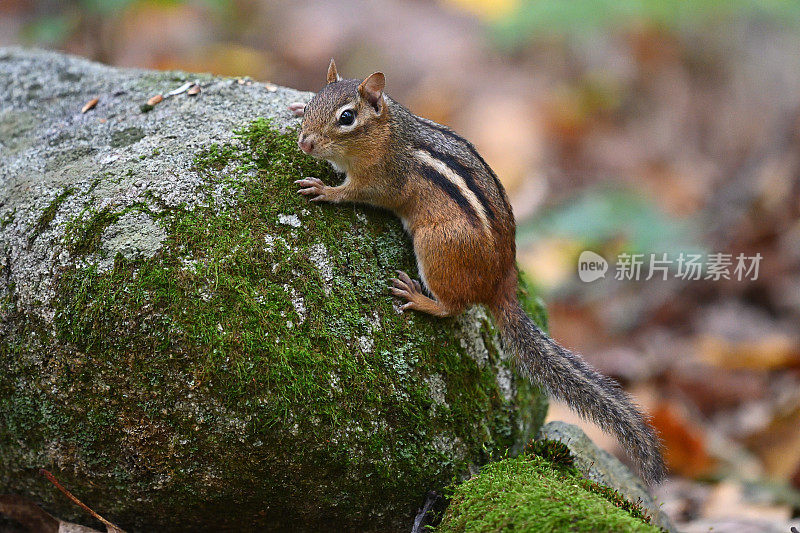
2, 1, 799, 530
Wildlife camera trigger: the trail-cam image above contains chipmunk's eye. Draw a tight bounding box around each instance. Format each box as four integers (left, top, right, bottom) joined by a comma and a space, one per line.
338, 109, 355, 126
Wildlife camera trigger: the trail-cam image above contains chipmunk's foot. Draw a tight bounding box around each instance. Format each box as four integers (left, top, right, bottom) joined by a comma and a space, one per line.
390, 271, 452, 317
288, 102, 306, 116
295, 177, 330, 202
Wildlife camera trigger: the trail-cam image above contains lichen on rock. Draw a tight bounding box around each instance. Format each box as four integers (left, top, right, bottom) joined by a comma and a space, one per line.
99, 210, 166, 269
0, 48, 547, 532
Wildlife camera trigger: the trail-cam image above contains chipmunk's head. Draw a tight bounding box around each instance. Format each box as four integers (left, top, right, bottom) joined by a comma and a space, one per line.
298, 59, 389, 170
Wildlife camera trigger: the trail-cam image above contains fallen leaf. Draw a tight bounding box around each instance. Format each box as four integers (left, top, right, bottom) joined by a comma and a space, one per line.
746, 404, 800, 480
167, 81, 193, 96
187, 84, 201, 96
81, 98, 99, 113
666, 364, 767, 415
792, 461, 800, 491
702, 480, 792, 523
439, 0, 518, 21
651, 402, 714, 478
264, 82, 277, 92
698, 334, 800, 370
147, 94, 163, 106
0, 494, 106, 532
0, 495, 60, 532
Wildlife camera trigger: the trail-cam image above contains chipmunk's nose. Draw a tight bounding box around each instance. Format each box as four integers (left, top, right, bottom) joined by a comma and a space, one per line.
298, 133, 315, 154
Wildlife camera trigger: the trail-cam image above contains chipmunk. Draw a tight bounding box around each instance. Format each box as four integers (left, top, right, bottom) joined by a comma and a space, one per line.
289, 60, 665, 484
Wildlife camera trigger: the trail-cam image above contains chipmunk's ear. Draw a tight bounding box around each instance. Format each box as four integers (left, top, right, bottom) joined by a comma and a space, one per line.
358, 72, 385, 111
326, 59, 341, 84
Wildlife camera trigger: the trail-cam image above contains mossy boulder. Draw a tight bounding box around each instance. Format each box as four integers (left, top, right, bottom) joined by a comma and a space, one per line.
0, 48, 548, 531
437, 440, 663, 533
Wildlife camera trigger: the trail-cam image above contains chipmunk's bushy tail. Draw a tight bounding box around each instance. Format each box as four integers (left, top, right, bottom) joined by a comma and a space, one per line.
491, 299, 666, 484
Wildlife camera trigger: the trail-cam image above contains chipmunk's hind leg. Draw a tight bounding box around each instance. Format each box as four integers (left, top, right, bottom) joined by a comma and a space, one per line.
391, 271, 454, 317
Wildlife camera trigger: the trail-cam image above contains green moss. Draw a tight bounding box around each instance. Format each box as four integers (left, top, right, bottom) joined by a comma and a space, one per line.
518, 270, 548, 332
63, 207, 122, 255
110, 127, 145, 148
43, 146, 96, 174
437, 446, 662, 533
62, 193, 158, 256
1, 208, 15, 229
524, 439, 656, 525
1, 118, 548, 531
524, 438, 574, 469
579, 479, 657, 526
28, 187, 72, 244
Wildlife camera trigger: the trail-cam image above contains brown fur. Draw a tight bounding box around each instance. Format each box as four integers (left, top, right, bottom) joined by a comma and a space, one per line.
296, 64, 666, 484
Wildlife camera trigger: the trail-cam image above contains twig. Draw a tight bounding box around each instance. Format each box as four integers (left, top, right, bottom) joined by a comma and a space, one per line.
39, 469, 126, 533
411, 491, 440, 533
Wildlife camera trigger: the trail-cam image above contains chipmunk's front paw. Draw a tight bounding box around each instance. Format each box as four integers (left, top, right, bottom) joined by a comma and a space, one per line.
390, 270, 425, 311
295, 177, 330, 202
288, 102, 306, 116
390, 271, 453, 317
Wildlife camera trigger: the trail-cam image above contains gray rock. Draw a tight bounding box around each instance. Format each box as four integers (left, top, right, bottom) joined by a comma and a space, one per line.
99, 211, 167, 269
0, 48, 548, 532
537, 421, 676, 531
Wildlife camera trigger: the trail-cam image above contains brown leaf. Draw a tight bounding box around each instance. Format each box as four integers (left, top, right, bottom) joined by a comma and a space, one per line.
0, 495, 60, 532
745, 405, 800, 480
666, 364, 767, 415
0, 494, 105, 532
81, 98, 99, 113
698, 334, 800, 370
187, 84, 201, 96
651, 402, 715, 478
702, 480, 793, 523
147, 94, 163, 106
791, 461, 800, 491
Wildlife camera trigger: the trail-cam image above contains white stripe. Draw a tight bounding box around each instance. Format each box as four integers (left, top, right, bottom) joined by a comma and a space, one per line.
413, 150, 491, 232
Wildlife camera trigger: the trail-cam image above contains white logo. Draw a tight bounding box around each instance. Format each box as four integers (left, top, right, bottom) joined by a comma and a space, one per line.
578, 251, 608, 282
576, 250, 761, 282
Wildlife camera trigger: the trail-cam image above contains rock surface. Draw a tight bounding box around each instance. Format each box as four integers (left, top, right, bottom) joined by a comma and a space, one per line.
537, 421, 676, 532
0, 48, 547, 531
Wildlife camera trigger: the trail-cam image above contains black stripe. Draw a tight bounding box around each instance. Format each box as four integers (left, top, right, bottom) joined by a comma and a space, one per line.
415, 145, 497, 223
416, 163, 480, 225
410, 114, 507, 197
